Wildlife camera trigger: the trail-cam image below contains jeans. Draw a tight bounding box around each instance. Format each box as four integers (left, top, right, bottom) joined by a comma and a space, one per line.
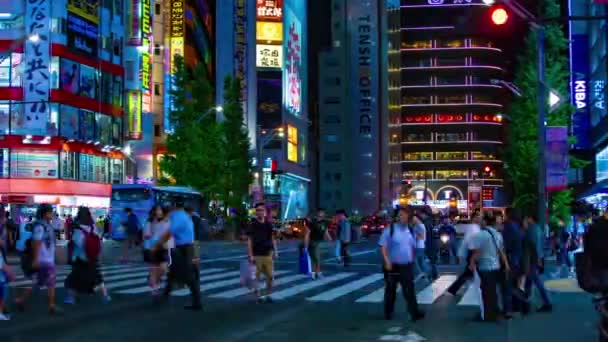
335, 240, 341, 259
414, 248, 427, 277
525, 262, 551, 306
163, 245, 201, 307
384, 263, 420, 318
340, 242, 351, 266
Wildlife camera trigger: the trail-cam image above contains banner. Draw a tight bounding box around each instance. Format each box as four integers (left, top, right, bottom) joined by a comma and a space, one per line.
570, 34, 590, 149
128, 91, 142, 140
256, 44, 282, 68
546, 127, 569, 191
68, 0, 99, 24
283, 4, 302, 117
140, 0, 153, 112
24, 0, 51, 135
67, 14, 98, 58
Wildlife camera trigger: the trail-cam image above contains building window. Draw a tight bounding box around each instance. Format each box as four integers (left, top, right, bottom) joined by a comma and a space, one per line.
324, 77, 341, 86
403, 152, 432, 161
60, 151, 77, 180
471, 151, 497, 160
110, 158, 124, 184
60, 105, 79, 140
402, 170, 433, 180
155, 3, 161, 15
334, 173, 342, 181
403, 96, 430, 105
10, 150, 58, 179
436, 75, 465, 85
335, 190, 342, 200
79, 154, 108, 183
324, 191, 332, 200
154, 83, 161, 96
436, 170, 468, 180
436, 152, 468, 160
323, 97, 340, 105
436, 133, 467, 142
154, 44, 161, 56
326, 135, 338, 143
438, 39, 464, 48
437, 95, 465, 104
154, 124, 161, 137
402, 40, 432, 49
0, 148, 8, 177
404, 133, 432, 142
125, 60, 135, 82
323, 115, 341, 124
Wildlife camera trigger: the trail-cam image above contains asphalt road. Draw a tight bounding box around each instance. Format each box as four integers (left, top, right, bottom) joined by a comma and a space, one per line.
1, 236, 600, 342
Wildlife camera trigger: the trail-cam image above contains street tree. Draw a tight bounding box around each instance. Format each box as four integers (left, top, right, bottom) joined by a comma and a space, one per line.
218, 76, 253, 227
159, 55, 225, 199
504, 0, 586, 215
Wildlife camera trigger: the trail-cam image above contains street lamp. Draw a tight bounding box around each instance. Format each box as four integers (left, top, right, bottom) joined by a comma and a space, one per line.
195, 105, 223, 123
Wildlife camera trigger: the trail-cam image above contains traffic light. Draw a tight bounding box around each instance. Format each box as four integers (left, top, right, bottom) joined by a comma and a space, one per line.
482, 166, 492, 178
490, 5, 509, 26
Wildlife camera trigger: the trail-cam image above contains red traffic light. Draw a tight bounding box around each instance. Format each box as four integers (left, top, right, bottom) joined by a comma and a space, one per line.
491, 6, 509, 25
484, 166, 491, 173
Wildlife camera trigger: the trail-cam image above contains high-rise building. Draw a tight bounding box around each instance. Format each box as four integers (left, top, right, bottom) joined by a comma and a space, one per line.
317, 0, 388, 215
0, 0, 131, 217
388, 1, 508, 214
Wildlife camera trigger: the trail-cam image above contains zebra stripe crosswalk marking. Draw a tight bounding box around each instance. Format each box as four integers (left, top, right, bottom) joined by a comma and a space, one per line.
172, 270, 291, 296
271, 273, 356, 300
457, 281, 480, 306
209, 274, 309, 299
115, 268, 227, 294
307, 274, 384, 302
416, 275, 457, 304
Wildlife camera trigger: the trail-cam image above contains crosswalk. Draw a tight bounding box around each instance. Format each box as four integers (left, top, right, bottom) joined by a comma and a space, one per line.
10, 264, 483, 307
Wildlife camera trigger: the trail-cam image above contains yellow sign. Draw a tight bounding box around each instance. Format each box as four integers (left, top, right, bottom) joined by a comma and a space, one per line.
170, 0, 184, 38
256, 22, 283, 43
287, 125, 298, 163
68, 0, 99, 24
128, 91, 142, 140
256, 44, 283, 69
170, 37, 184, 73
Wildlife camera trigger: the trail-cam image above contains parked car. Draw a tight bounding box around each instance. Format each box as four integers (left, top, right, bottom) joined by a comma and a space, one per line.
361, 216, 388, 237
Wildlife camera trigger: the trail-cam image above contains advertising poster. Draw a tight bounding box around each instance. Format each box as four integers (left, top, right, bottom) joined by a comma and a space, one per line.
79, 110, 95, 141
10, 150, 58, 179
283, 0, 305, 118
60, 59, 80, 94
546, 127, 569, 191
596, 146, 608, 182
287, 125, 298, 162
24, 0, 51, 134
257, 0, 283, 21
256, 44, 282, 68
67, 13, 98, 57
60, 105, 79, 140
0, 102, 8, 134
67, 0, 99, 24
79, 65, 97, 98
140, 0, 153, 112
128, 91, 143, 140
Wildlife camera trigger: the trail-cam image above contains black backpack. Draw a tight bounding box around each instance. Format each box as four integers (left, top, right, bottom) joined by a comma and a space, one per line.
20, 221, 39, 275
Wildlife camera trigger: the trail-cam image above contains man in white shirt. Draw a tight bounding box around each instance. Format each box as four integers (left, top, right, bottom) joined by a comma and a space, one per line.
447, 212, 482, 295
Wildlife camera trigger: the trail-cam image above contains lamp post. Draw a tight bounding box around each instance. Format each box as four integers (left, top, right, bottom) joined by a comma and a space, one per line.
196, 105, 223, 124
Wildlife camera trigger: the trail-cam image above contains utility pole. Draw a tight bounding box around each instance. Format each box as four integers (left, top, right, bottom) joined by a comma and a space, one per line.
536, 26, 547, 232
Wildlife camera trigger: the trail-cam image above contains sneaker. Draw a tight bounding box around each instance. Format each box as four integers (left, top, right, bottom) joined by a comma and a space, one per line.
63, 296, 76, 305
0, 313, 10, 321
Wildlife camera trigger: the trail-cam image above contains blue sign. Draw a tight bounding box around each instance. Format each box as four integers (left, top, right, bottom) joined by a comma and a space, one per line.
570, 34, 590, 149
67, 13, 98, 57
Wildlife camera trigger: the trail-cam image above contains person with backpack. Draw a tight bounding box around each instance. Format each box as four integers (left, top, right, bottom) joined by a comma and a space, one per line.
304, 208, 332, 280
379, 207, 425, 322
14, 204, 63, 315
63, 206, 110, 305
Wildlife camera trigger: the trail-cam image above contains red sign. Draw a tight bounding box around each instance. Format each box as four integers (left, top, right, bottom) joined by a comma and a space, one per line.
257, 0, 283, 21
482, 188, 495, 201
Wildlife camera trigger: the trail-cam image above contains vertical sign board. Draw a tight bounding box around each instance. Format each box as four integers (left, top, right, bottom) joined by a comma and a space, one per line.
348, 0, 380, 214
168, 0, 185, 133
128, 91, 142, 139
234, 0, 248, 104
24, 0, 51, 135
546, 127, 569, 191
570, 35, 590, 149
140, 0, 153, 112
257, 0, 283, 21
130, 0, 142, 45
283, 1, 302, 117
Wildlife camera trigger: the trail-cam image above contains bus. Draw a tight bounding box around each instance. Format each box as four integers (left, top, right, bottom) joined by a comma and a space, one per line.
110, 184, 204, 240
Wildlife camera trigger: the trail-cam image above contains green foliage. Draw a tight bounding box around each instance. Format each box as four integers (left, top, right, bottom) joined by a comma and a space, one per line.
219, 76, 253, 214
504, 0, 575, 214
158, 57, 253, 224
550, 189, 572, 229
159, 55, 225, 198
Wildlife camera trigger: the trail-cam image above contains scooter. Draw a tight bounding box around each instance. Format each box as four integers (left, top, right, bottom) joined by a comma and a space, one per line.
437, 233, 452, 265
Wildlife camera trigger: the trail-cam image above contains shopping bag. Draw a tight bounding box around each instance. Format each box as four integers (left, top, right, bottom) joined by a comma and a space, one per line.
240, 260, 256, 289
299, 248, 312, 274
473, 270, 484, 320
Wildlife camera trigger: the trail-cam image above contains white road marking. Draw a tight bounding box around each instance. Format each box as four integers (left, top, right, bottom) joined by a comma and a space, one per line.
416, 275, 457, 304
307, 274, 384, 302
271, 273, 356, 300
210, 274, 308, 299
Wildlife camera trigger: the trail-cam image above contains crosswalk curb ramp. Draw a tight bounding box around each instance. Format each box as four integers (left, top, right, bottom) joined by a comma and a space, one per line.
10, 264, 485, 306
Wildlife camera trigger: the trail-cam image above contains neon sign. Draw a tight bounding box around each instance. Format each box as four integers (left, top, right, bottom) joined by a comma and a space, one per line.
257, 0, 283, 21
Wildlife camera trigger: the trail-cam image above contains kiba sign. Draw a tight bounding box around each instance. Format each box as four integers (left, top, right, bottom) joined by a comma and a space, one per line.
257, 0, 283, 21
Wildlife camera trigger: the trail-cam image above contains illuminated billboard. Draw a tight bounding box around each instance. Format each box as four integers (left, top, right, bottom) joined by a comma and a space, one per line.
256, 44, 283, 68
257, 0, 283, 21
140, 0, 153, 112
234, 0, 248, 102
128, 91, 142, 140
256, 22, 283, 43
283, 0, 306, 118
287, 125, 298, 162
68, 0, 99, 24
